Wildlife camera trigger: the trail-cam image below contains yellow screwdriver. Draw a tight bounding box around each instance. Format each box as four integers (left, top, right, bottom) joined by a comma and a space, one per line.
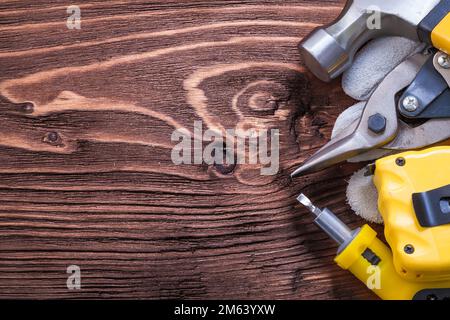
297, 193, 450, 300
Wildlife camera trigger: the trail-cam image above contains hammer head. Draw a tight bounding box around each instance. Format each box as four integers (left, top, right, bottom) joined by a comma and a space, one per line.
299, 0, 441, 82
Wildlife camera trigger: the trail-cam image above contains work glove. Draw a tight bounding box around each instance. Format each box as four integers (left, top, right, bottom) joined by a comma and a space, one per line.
331, 37, 425, 224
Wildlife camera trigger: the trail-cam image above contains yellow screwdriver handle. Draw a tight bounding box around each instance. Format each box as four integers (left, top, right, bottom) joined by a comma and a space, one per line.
335, 225, 450, 300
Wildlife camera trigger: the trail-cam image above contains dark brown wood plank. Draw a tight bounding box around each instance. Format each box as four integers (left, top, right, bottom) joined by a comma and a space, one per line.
0, 0, 379, 299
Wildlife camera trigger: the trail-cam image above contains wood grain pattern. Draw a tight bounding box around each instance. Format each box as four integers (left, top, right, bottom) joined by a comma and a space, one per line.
0, 0, 380, 299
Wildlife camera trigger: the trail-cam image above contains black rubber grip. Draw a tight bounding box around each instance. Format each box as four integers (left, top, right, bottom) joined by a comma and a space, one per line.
418, 0, 450, 44
361, 248, 381, 266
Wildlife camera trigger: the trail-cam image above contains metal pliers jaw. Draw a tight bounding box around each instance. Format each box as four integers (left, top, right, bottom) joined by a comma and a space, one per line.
292, 51, 450, 177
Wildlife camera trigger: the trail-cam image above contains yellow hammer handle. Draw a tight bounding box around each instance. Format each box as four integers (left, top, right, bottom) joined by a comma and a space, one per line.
432, 12, 450, 54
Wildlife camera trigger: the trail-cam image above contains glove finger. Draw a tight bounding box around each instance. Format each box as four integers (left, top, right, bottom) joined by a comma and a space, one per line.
347, 168, 383, 224
342, 36, 425, 101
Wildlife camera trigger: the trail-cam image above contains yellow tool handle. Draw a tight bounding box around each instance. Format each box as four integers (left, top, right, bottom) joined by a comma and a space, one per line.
419, 1, 450, 54
334, 225, 450, 300
432, 13, 450, 54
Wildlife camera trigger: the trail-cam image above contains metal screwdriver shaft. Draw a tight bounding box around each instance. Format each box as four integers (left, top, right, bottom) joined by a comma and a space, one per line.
297, 194, 322, 216
297, 194, 356, 248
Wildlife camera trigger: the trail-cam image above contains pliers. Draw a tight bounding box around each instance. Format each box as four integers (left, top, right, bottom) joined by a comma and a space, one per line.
292, 50, 450, 177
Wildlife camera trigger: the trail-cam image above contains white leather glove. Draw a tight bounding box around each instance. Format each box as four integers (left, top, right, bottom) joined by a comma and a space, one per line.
332, 37, 425, 224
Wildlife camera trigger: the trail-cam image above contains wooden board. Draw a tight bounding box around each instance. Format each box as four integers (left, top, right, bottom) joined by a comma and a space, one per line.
0, 0, 380, 299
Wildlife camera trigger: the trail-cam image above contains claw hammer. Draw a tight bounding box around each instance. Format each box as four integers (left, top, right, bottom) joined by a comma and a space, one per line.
300, 0, 450, 82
